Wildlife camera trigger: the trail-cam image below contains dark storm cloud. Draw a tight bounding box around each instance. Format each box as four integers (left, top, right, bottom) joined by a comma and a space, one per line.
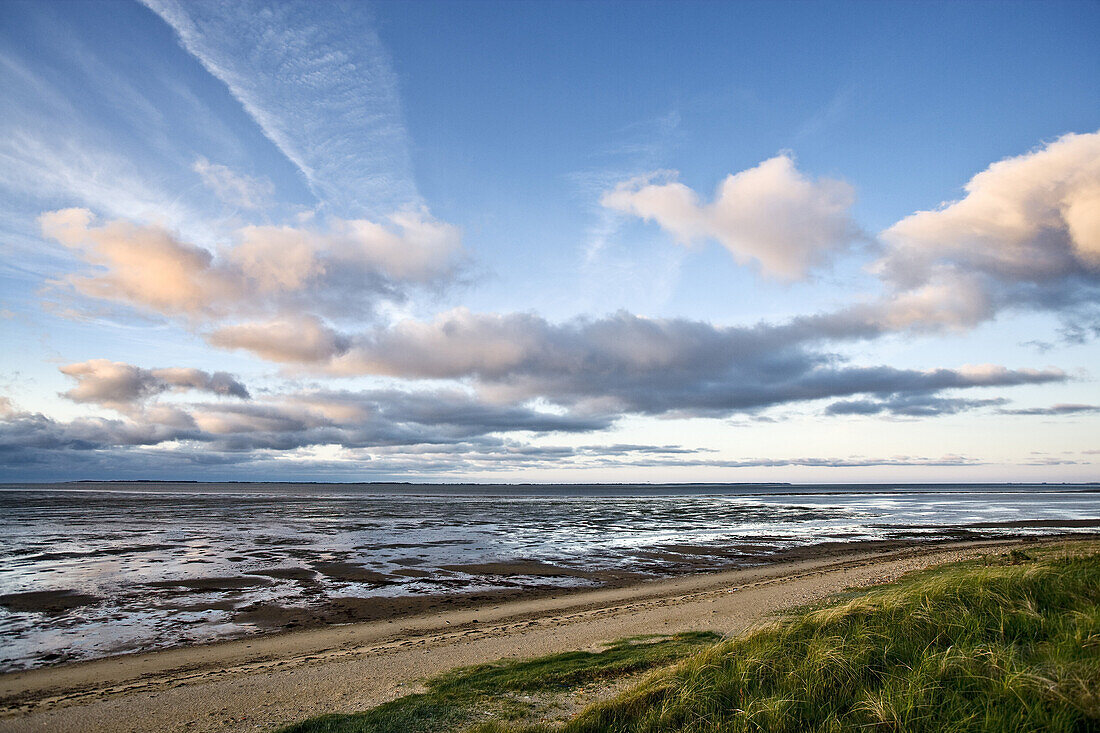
187, 389, 612, 452
60, 359, 249, 409
321, 309, 1064, 417
0, 407, 199, 452
0, 379, 613, 466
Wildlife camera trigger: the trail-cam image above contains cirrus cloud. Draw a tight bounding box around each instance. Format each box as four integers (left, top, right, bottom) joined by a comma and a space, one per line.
192, 157, 274, 210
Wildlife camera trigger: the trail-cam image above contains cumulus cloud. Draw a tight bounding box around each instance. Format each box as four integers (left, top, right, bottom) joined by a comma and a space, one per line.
192, 157, 274, 210
0, 406, 197, 453
231, 213, 461, 289
19, 133, 1100, 479
60, 359, 249, 410
882, 132, 1100, 280
226, 225, 326, 292
181, 389, 612, 451
6, 346, 1057, 476
873, 130, 1100, 328
40, 207, 463, 320
332, 213, 464, 282
601, 154, 861, 279
41, 208, 237, 316
601, 132, 1100, 332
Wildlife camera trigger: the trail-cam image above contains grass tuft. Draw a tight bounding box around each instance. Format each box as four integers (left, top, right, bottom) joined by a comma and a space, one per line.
489, 549, 1100, 733
278, 631, 721, 733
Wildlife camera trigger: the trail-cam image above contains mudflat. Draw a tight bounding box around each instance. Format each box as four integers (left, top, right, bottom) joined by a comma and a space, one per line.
2, 535, 1091, 733
5, 484, 1098, 672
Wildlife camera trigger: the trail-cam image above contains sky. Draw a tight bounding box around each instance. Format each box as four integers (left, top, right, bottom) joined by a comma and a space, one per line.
0, 0, 1098, 483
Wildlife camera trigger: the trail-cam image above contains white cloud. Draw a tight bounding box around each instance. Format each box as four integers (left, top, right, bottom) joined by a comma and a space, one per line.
601, 132, 1100, 330
868, 269, 997, 331
332, 212, 463, 282
602, 154, 860, 279
227, 225, 325, 292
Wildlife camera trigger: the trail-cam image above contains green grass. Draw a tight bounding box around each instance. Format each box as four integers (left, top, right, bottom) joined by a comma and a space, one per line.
278, 631, 722, 733
283, 545, 1100, 733
486, 547, 1100, 733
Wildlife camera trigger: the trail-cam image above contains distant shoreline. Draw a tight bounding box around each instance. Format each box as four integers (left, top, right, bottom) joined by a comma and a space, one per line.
3, 480, 1098, 496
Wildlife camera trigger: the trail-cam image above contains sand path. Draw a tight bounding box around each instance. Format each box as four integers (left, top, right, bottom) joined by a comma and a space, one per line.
0, 537, 1076, 732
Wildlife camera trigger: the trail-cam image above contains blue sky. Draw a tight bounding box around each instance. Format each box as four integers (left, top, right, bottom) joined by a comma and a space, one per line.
1, 0, 1098, 482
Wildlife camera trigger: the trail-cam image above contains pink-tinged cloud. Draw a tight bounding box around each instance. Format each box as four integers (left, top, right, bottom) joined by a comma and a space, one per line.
868, 130, 1100, 329
602, 154, 861, 280
601, 133, 1100, 332
881, 131, 1100, 282
39, 207, 463, 321
40, 208, 238, 316
228, 225, 326, 292
330, 308, 543, 378
207, 315, 350, 363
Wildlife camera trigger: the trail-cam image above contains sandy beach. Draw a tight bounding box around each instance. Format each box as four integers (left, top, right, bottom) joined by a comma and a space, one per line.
2, 535, 1092, 733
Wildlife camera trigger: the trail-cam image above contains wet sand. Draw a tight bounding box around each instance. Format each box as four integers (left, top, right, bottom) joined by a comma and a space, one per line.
2, 535, 1094, 733
0, 537, 1006, 640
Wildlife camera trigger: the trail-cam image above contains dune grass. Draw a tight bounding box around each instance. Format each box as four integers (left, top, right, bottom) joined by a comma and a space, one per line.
284, 545, 1100, 733
278, 631, 722, 733
481, 546, 1100, 733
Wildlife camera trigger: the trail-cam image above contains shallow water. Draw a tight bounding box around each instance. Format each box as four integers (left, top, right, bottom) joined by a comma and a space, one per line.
0, 482, 1097, 671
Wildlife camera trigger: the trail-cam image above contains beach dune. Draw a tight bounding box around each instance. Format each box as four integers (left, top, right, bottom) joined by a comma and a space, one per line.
2, 536, 1086, 733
